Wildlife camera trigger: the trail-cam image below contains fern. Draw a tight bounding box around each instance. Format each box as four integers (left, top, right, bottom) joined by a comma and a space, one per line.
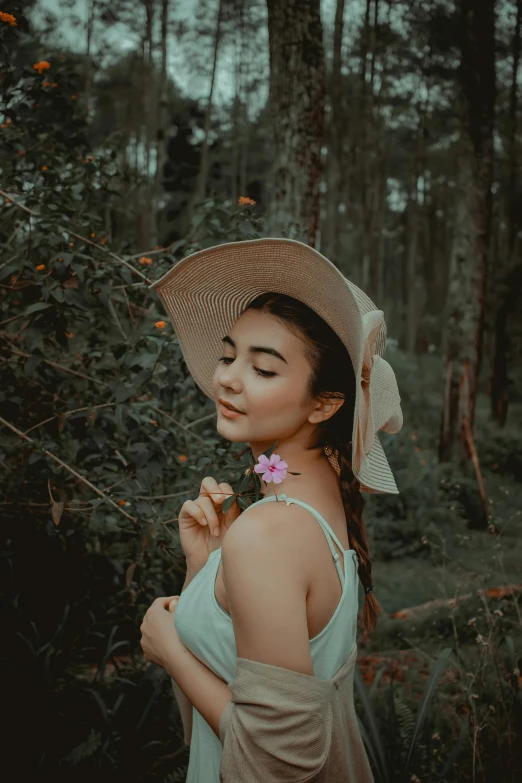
394, 695, 415, 755
162, 765, 189, 782
59, 730, 102, 766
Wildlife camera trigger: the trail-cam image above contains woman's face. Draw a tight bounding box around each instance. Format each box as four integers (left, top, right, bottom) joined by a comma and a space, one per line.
211, 308, 321, 452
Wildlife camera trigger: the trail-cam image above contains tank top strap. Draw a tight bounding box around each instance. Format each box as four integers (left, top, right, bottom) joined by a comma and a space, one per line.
252, 493, 352, 585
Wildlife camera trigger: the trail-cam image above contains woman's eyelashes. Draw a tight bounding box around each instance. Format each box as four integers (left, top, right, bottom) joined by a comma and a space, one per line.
218, 356, 276, 378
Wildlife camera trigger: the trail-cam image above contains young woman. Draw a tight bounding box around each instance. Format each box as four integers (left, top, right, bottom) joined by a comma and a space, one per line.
140, 238, 403, 782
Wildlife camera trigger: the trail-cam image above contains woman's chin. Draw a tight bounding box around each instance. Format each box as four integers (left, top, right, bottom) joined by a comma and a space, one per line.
216, 420, 246, 439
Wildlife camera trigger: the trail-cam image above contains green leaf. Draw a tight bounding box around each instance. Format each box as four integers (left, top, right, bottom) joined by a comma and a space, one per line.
369, 665, 386, 697
60, 729, 102, 766
24, 355, 42, 377
252, 471, 262, 501
356, 716, 386, 783
404, 647, 454, 774
387, 672, 397, 755
109, 381, 133, 404
222, 494, 236, 514
25, 302, 53, 316
503, 635, 517, 685
235, 471, 252, 496
354, 665, 389, 783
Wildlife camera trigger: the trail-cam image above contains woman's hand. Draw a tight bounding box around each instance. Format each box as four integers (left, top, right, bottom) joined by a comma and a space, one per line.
178, 476, 241, 567
140, 595, 184, 668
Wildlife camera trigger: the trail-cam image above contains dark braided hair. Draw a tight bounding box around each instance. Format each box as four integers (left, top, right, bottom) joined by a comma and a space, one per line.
245, 292, 383, 632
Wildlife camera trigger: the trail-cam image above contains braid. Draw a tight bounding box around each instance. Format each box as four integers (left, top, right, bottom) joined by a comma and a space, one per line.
245, 292, 386, 633
337, 442, 383, 632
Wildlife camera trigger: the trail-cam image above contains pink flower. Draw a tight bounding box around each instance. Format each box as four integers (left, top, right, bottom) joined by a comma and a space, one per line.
254, 453, 288, 484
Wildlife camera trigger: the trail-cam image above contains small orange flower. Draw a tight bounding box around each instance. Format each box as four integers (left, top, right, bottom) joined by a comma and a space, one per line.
139, 256, 152, 265
155, 320, 166, 330
100, 237, 108, 245
118, 499, 127, 506
69, 242, 74, 247
35, 264, 46, 271
0, 12, 17, 26
35, 103, 40, 107
65, 332, 73, 338
150, 420, 158, 426
1, 118, 12, 128
43, 81, 51, 87
51, 83, 58, 88
17, 149, 26, 156
41, 165, 47, 171
178, 455, 187, 463
71, 94, 78, 100
238, 196, 256, 206
90, 232, 96, 238
33, 61, 51, 75
4, 197, 11, 203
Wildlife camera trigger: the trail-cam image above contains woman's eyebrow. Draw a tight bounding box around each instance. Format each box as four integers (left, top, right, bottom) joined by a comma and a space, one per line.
221, 335, 288, 364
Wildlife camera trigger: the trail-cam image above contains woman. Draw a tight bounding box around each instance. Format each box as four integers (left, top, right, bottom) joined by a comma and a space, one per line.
140, 238, 403, 782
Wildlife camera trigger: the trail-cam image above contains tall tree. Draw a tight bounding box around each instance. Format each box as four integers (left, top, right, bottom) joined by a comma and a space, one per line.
322, 0, 345, 261
192, 0, 224, 216
439, 0, 496, 527
265, 0, 325, 246
490, 0, 521, 427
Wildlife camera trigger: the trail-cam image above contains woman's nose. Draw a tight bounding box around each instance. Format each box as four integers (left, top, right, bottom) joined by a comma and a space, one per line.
218, 364, 242, 389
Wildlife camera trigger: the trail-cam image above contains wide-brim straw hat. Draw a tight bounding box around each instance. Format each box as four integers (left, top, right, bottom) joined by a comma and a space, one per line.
149, 238, 403, 494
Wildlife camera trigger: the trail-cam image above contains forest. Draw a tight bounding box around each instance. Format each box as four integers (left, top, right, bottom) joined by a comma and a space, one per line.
1, 0, 521, 780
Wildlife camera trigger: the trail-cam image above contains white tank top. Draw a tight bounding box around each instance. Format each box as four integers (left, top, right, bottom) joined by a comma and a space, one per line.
174, 492, 360, 783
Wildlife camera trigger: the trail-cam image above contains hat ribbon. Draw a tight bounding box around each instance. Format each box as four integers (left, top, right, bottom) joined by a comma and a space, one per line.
353, 309, 401, 480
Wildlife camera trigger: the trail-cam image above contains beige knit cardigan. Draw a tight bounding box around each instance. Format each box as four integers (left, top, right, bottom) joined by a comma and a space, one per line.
218, 643, 374, 782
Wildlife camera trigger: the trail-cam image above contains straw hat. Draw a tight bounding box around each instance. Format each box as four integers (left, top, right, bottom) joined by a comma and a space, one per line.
149, 238, 403, 494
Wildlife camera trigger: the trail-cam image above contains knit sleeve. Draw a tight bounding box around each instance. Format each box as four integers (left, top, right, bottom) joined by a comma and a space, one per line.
218, 658, 333, 783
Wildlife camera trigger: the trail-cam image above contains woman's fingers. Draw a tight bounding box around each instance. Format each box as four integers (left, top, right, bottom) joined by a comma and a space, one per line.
195, 496, 220, 534
219, 482, 234, 497
200, 477, 225, 505
183, 499, 208, 526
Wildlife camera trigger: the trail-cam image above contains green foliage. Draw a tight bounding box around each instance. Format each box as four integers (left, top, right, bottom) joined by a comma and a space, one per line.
1, 8, 521, 781
355, 633, 521, 783
0, 10, 266, 778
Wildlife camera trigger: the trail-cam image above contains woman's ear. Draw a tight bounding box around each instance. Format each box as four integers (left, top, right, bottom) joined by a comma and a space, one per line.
308, 396, 344, 424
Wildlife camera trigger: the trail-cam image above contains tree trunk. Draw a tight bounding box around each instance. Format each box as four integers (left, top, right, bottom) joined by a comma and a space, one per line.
153, 0, 169, 245
323, 0, 345, 261
265, 0, 325, 247
357, 0, 372, 289
193, 0, 224, 214
489, 0, 521, 425
405, 187, 420, 355
439, 0, 495, 530
490, 264, 522, 427
85, 0, 95, 106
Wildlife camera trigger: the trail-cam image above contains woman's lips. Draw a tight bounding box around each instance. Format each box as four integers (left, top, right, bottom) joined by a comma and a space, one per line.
219, 405, 245, 419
